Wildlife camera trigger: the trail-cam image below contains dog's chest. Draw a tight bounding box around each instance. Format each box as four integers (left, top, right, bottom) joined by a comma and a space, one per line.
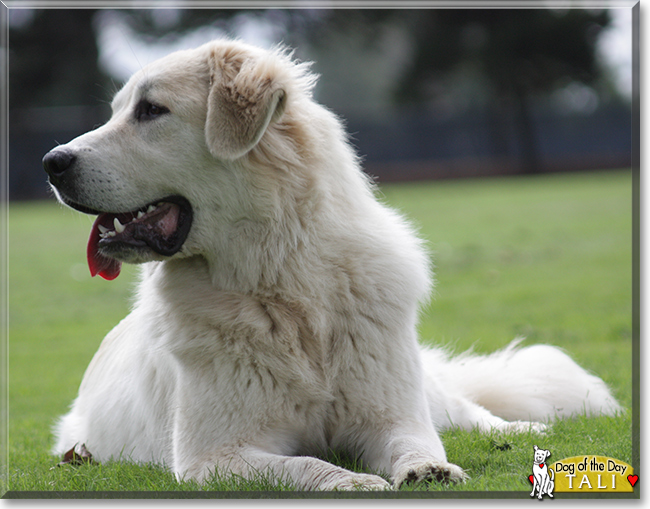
533, 463, 548, 474
143, 260, 387, 443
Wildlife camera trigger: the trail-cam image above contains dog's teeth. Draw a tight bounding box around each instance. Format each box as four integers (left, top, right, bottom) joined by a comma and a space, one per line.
98, 224, 109, 234
114, 217, 126, 233
147, 205, 156, 213
137, 211, 145, 219
107, 231, 116, 238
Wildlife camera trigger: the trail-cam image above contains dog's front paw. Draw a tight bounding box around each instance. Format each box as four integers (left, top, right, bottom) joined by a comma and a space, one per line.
328, 473, 391, 491
394, 461, 467, 489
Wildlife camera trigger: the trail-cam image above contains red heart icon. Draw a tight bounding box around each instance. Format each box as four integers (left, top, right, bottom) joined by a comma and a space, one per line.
627, 474, 638, 487
528, 474, 534, 484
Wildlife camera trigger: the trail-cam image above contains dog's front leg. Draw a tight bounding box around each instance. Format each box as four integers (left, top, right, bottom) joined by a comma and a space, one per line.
531, 473, 546, 499
168, 365, 390, 491
362, 421, 467, 488
173, 444, 390, 491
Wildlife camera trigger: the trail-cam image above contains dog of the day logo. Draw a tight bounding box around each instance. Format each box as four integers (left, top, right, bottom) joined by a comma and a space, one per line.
528, 445, 636, 498
529, 445, 555, 499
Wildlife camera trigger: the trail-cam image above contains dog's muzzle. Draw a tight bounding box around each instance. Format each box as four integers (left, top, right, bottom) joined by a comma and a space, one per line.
42, 147, 193, 281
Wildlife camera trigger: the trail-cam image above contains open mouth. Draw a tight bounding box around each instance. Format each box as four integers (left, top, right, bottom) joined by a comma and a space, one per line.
76, 195, 193, 280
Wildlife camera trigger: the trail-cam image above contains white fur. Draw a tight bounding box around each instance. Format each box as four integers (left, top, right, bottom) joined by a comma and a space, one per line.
47, 40, 620, 491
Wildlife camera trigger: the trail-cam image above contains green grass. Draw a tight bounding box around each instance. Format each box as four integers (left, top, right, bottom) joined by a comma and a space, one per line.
6, 170, 634, 496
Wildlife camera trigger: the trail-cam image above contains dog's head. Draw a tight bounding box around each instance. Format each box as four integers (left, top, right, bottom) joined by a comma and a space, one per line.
43, 40, 314, 280
533, 445, 551, 465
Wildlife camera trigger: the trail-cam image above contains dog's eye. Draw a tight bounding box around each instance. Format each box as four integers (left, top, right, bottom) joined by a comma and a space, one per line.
135, 100, 170, 121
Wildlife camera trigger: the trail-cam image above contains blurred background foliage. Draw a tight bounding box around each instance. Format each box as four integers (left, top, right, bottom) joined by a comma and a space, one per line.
8, 7, 633, 197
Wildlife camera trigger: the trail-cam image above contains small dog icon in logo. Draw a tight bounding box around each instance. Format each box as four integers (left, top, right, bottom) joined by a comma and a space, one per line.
530, 445, 555, 500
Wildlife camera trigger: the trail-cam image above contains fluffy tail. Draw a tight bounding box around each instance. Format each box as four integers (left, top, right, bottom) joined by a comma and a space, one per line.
421, 339, 621, 425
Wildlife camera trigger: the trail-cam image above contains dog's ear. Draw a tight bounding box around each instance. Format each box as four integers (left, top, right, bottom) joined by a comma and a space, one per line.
545, 450, 551, 460
205, 48, 287, 160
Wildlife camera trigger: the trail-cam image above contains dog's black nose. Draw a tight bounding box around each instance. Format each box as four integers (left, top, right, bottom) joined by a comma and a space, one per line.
43, 149, 76, 179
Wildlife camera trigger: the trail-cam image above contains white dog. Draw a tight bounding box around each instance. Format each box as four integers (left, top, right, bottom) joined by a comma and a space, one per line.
530, 445, 555, 499
43, 40, 621, 491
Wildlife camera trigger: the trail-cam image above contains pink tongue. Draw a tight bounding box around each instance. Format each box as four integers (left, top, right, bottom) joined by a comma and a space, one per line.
87, 214, 122, 280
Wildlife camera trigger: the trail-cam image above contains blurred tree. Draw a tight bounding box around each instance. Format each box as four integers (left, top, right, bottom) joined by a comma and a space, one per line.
9, 9, 110, 108
105, 8, 238, 40
300, 9, 612, 174
389, 9, 612, 173
8, 8, 271, 109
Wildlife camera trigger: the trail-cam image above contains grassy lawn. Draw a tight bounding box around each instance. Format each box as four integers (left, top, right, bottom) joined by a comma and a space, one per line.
6, 170, 634, 497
